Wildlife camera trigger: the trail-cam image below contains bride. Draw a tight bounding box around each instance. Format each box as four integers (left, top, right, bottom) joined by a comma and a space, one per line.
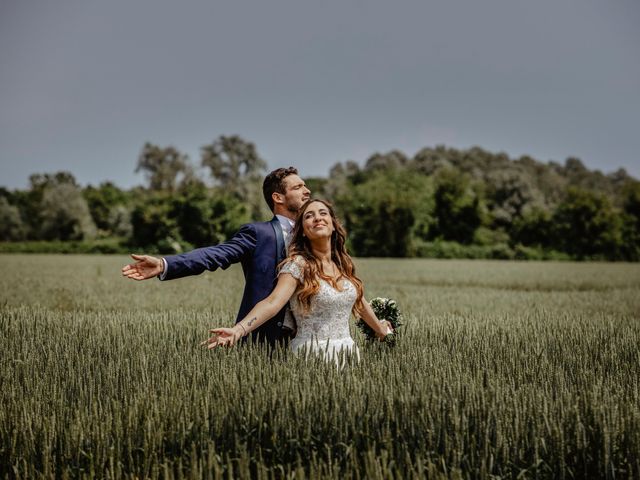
204, 198, 393, 362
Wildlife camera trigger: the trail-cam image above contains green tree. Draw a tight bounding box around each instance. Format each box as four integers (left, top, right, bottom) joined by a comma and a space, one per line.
30, 171, 79, 189
411, 145, 454, 175
552, 187, 623, 259
129, 192, 183, 252
40, 182, 97, 241
335, 170, 435, 257
16, 172, 95, 241
430, 168, 484, 244
170, 185, 249, 247
325, 161, 362, 201
83, 182, 128, 234
303, 177, 329, 199
16, 172, 80, 238
129, 186, 251, 252
0, 197, 27, 241
363, 150, 409, 173
201, 135, 267, 220
136, 143, 191, 191
511, 207, 554, 248
620, 181, 640, 260
108, 205, 133, 239
485, 168, 543, 227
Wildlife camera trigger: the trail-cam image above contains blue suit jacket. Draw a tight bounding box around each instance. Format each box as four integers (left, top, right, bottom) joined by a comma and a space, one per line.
162, 217, 288, 345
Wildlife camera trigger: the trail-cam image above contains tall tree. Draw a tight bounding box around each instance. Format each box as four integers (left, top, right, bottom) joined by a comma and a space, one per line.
552, 187, 622, 259
0, 197, 26, 241
83, 182, 128, 234
136, 143, 191, 191
40, 182, 97, 241
431, 168, 484, 244
129, 192, 182, 252
325, 160, 362, 201
485, 167, 544, 229
620, 181, 640, 260
363, 150, 409, 173
201, 135, 268, 220
335, 170, 435, 257
13, 171, 95, 241
411, 145, 454, 175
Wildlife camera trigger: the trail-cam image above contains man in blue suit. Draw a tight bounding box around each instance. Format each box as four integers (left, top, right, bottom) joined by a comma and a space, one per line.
121, 167, 310, 346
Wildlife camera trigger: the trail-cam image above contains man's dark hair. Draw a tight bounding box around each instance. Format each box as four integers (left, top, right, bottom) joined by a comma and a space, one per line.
263, 167, 298, 212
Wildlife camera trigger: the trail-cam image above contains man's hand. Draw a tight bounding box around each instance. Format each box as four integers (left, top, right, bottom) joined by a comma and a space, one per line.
121, 254, 164, 280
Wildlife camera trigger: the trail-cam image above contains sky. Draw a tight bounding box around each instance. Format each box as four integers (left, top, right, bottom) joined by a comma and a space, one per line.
1, 0, 639, 190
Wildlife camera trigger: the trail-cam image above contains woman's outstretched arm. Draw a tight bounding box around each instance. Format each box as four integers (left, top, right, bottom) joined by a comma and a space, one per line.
202, 273, 299, 348
359, 298, 394, 340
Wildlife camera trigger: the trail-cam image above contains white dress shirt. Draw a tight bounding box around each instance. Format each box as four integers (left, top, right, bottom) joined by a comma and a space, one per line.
275, 214, 295, 247
276, 214, 297, 331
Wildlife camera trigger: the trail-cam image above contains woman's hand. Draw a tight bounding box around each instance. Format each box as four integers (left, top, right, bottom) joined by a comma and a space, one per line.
375, 320, 394, 341
201, 326, 242, 349
202, 273, 298, 350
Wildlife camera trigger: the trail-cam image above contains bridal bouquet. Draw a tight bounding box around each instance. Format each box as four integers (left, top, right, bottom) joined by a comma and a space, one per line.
356, 297, 403, 346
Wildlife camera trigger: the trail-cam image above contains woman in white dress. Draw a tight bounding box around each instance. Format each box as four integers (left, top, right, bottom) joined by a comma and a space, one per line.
204, 199, 393, 362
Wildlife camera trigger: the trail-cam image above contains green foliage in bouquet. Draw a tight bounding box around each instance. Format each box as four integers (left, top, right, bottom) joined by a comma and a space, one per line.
356, 297, 403, 346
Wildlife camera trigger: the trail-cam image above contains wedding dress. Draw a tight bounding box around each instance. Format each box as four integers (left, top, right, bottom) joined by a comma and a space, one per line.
279, 257, 360, 364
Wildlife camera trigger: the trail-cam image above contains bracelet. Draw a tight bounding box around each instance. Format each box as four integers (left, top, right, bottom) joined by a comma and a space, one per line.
238, 323, 247, 336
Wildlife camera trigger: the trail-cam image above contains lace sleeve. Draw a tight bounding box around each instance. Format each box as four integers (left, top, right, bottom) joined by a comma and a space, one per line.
279, 256, 305, 282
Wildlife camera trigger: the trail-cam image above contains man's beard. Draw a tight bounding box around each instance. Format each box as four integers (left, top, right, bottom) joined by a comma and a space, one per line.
286, 200, 302, 215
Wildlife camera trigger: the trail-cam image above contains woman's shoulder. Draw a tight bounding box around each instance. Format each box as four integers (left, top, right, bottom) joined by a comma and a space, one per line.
279, 255, 308, 280
283, 254, 308, 269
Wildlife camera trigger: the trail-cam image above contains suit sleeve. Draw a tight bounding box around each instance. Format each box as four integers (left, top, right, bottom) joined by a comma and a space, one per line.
161, 224, 257, 280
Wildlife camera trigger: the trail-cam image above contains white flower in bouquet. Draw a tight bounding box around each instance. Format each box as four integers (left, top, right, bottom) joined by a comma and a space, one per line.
356, 297, 403, 346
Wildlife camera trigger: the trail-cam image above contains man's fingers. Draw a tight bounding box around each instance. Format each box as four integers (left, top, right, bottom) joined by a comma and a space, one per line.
122, 271, 143, 280
122, 264, 143, 275
130, 253, 145, 261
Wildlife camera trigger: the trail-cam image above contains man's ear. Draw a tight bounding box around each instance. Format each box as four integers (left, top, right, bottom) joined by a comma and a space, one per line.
272, 191, 285, 206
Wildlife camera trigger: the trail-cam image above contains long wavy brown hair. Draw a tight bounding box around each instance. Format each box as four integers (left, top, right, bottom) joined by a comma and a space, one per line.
282, 199, 364, 315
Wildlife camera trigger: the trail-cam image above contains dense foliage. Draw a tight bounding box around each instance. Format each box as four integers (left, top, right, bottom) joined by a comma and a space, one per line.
1, 137, 638, 259
324, 147, 639, 260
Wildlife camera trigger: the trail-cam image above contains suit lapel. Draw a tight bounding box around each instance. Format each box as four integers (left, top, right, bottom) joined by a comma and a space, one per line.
270, 217, 286, 264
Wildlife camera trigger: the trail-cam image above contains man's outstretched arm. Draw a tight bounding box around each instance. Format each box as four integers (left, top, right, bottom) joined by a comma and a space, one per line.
121, 223, 258, 282
121, 254, 164, 281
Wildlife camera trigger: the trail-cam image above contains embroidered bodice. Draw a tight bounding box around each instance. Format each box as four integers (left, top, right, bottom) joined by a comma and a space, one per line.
279, 256, 357, 350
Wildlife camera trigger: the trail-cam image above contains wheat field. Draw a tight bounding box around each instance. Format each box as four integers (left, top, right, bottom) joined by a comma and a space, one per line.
1, 255, 639, 479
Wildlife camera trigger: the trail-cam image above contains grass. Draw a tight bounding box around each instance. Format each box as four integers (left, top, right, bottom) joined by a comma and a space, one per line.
1, 255, 639, 479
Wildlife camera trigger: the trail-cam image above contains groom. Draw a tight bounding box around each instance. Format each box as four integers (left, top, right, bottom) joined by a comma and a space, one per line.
121, 167, 310, 346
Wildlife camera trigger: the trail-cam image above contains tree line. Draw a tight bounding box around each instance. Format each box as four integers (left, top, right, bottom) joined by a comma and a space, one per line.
1, 135, 639, 260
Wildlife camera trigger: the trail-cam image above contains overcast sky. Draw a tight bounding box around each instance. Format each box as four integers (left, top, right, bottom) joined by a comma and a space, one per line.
1, 0, 639, 190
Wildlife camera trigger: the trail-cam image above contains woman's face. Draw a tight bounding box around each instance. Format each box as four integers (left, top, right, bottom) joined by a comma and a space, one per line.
301, 201, 334, 241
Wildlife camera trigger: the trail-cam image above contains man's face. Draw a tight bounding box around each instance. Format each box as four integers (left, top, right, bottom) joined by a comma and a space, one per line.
281, 174, 310, 214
